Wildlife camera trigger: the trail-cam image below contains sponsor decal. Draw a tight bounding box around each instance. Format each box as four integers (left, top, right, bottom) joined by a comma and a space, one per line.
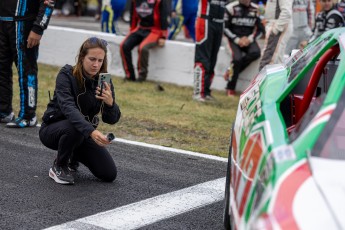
136, 3, 153, 17
240, 83, 262, 136
272, 145, 296, 163
232, 121, 273, 218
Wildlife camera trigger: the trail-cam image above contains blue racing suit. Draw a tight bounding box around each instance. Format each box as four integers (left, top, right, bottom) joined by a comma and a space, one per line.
101, 0, 127, 34
0, 0, 54, 119
169, 0, 198, 41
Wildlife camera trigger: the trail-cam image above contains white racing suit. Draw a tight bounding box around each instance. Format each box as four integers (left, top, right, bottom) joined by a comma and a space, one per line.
285, 0, 314, 54
259, 0, 293, 70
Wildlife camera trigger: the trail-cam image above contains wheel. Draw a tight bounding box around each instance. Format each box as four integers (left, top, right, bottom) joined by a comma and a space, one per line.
223, 154, 231, 230
223, 123, 234, 230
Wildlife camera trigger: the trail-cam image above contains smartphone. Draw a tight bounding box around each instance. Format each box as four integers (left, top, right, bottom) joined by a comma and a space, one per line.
98, 73, 111, 96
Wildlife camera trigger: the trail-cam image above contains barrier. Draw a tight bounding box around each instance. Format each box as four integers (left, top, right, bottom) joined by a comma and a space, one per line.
38, 26, 260, 92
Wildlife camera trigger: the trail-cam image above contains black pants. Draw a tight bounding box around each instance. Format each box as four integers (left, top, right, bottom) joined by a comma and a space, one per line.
0, 20, 38, 119
120, 28, 160, 81
227, 40, 261, 90
193, 17, 223, 97
39, 120, 117, 182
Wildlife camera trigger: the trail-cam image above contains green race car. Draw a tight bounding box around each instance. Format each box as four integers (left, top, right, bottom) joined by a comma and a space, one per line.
224, 27, 345, 230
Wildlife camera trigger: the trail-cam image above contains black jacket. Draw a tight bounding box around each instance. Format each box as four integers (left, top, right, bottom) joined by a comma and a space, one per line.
0, 0, 54, 35
224, 1, 265, 43
42, 65, 121, 138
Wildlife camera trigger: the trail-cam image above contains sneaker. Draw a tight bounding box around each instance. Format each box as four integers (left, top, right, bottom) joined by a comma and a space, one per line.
193, 95, 206, 102
0, 112, 15, 123
227, 89, 236, 97
68, 159, 79, 172
205, 95, 216, 101
6, 116, 37, 128
49, 160, 74, 185
137, 75, 147, 82
223, 64, 234, 81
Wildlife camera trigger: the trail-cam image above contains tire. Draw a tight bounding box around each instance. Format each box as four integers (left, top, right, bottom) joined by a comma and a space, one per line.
223, 123, 234, 230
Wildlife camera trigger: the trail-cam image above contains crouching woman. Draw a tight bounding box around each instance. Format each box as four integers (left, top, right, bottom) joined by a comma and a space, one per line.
39, 37, 121, 185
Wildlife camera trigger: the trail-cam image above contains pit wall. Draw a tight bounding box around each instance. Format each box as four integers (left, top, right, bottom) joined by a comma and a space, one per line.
39, 26, 260, 92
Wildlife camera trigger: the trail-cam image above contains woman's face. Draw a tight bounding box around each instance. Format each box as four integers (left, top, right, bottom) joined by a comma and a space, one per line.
82, 47, 105, 77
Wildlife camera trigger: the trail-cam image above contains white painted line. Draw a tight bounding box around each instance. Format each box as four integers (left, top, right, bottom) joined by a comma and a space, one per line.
44, 177, 225, 230
114, 138, 228, 162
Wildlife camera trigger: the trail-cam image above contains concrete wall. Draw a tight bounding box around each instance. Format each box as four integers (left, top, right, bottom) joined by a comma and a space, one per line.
38, 26, 260, 92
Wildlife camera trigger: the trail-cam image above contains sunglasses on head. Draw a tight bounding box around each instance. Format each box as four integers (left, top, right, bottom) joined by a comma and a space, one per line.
88, 37, 108, 47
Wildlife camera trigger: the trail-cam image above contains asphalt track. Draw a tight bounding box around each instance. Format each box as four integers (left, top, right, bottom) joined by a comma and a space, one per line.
0, 124, 228, 229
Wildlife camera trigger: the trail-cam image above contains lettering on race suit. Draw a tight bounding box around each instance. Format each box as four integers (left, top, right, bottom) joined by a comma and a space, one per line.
210, 0, 226, 7
40, 7, 53, 27
231, 18, 256, 27
28, 74, 36, 108
193, 64, 203, 95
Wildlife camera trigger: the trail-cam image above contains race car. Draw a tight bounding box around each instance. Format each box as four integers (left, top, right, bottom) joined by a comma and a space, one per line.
223, 27, 345, 230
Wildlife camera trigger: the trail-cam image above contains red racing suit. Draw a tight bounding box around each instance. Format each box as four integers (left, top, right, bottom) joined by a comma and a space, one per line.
120, 0, 169, 81
0, 0, 54, 119
193, 0, 227, 99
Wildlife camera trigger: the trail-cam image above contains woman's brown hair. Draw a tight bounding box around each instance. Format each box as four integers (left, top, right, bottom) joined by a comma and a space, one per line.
73, 37, 108, 87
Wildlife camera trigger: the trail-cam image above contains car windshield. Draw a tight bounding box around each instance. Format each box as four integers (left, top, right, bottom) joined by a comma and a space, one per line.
286, 36, 331, 83
312, 91, 345, 160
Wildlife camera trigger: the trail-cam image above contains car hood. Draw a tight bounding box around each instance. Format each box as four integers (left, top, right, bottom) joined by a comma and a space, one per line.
307, 157, 345, 229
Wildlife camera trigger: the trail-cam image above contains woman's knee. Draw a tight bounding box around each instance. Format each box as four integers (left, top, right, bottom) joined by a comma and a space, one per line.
102, 169, 117, 182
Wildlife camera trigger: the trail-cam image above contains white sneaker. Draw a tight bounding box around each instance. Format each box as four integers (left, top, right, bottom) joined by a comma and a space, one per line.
0, 112, 15, 123
6, 116, 37, 128
192, 95, 206, 102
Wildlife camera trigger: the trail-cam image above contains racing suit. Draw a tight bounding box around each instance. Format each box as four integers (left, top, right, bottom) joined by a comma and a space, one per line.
309, 6, 344, 43
0, 0, 54, 119
337, 0, 345, 19
120, 0, 169, 81
169, 0, 198, 41
193, 0, 227, 99
224, 1, 265, 91
285, 0, 314, 54
101, 0, 127, 34
259, 0, 293, 70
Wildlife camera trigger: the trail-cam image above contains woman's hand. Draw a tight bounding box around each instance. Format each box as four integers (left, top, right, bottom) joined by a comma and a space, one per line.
96, 82, 114, 106
90, 130, 111, 146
